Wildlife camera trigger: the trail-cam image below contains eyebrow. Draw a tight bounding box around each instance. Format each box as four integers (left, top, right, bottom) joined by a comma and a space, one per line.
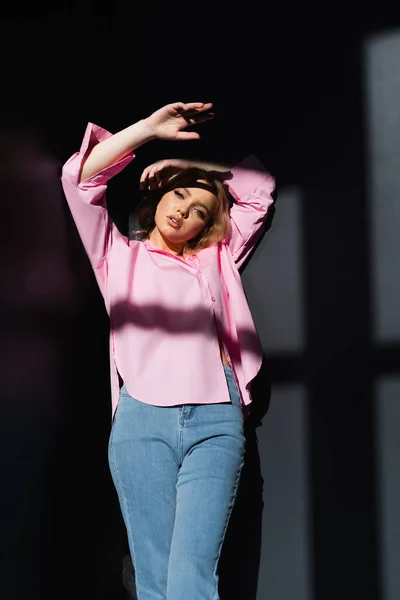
182, 188, 211, 214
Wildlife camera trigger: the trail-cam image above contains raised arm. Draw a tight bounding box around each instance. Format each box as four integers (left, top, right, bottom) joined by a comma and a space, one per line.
61, 102, 214, 293
80, 102, 214, 182
61, 123, 134, 284
225, 154, 275, 269
137, 154, 275, 270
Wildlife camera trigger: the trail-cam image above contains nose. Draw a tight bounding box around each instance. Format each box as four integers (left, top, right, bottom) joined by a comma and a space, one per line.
177, 205, 188, 218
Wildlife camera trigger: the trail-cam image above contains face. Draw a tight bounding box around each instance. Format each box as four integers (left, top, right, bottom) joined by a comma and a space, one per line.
153, 182, 217, 246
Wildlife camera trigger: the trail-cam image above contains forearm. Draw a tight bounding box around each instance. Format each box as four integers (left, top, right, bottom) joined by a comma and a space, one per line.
80, 119, 156, 182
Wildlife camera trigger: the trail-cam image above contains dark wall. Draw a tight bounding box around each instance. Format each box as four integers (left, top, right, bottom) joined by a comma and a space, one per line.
1, 3, 399, 600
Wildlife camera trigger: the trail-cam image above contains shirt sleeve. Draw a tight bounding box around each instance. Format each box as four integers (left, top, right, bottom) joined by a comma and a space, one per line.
61, 122, 135, 278
225, 154, 275, 270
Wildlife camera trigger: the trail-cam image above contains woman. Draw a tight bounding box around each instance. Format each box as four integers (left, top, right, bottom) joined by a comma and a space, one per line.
61, 101, 275, 600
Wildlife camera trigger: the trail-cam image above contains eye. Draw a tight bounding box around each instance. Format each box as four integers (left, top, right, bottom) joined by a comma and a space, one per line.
174, 190, 184, 199
195, 208, 206, 220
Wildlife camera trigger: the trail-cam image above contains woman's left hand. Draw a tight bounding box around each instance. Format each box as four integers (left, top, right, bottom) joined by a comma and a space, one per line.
139, 159, 193, 190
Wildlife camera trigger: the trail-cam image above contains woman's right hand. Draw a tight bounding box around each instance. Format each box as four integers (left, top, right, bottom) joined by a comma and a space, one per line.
144, 102, 214, 142
77, 103, 212, 184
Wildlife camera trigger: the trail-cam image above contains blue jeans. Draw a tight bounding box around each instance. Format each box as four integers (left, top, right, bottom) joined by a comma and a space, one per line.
108, 366, 245, 600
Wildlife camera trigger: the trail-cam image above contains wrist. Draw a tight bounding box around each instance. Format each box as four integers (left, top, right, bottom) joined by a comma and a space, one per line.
138, 118, 158, 143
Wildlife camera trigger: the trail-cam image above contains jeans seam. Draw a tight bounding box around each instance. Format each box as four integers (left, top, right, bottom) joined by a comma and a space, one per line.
178, 408, 184, 466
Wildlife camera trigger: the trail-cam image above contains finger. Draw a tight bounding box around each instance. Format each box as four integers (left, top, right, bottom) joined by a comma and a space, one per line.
154, 170, 162, 186
148, 166, 160, 189
140, 166, 150, 182
152, 161, 171, 187
175, 131, 201, 141
186, 112, 215, 126
173, 102, 213, 117
139, 173, 148, 189
139, 166, 151, 188
141, 161, 164, 189
177, 112, 214, 135
184, 103, 213, 117
171, 102, 189, 113
178, 111, 214, 132
141, 167, 157, 190
183, 102, 213, 112
172, 101, 211, 110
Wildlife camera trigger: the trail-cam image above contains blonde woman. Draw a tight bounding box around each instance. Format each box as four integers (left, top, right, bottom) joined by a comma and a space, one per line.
61, 101, 275, 600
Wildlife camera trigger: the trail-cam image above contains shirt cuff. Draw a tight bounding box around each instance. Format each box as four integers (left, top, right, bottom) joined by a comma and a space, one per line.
226, 154, 273, 201
78, 122, 135, 187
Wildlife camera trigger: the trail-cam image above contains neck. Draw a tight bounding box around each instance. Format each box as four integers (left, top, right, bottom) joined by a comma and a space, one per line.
149, 228, 185, 256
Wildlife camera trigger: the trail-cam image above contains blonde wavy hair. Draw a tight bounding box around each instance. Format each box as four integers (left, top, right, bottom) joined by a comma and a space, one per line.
131, 167, 231, 254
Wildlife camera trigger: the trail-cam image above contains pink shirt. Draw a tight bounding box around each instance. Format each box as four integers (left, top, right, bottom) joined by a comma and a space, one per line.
61, 123, 275, 419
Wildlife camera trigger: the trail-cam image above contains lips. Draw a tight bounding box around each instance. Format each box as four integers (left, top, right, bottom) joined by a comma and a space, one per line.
167, 216, 182, 229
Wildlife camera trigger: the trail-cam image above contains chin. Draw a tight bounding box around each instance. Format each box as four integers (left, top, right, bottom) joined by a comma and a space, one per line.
161, 230, 184, 243
162, 229, 188, 243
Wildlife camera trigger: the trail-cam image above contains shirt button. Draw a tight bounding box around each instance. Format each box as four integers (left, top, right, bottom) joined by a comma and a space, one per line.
211, 296, 216, 302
